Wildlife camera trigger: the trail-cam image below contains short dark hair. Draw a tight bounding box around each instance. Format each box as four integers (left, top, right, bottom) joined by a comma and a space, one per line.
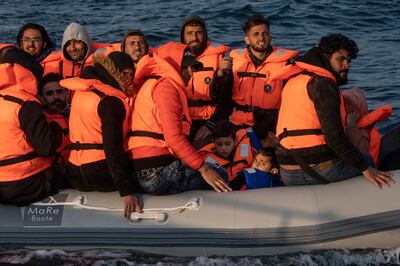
257, 147, 278, 167
39, 73, 62, 95
17, 23, 53, 50
243, 15, 270, 33
318, 33, 359, 59
253, 109, 278, 139
212, 120, 236, 140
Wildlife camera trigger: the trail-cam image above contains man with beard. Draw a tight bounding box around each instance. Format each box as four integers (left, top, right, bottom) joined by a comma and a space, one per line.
274, 33, 394, 188
17, 23, 56, 63
229, 15, 298, 128
40, 73, 70, 161
121, 29, 149, 65
180, 16, 233, 149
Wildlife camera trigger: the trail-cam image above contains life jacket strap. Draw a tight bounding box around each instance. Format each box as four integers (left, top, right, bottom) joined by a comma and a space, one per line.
278, 128, 323, 141
66, 142, 104, 150
0, 152, 39, 167
128, 130, 165, 141
188, 99, 217, 107
0, 94, 24, 105
237, 72, 266, 78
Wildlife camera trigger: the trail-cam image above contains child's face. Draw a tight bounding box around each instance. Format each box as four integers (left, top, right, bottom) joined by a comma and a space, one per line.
214, 137, 235, 159
252, 154, 273, 172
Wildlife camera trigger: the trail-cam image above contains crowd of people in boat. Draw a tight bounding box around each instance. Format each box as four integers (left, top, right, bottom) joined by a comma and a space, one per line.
1, 14, 399, 219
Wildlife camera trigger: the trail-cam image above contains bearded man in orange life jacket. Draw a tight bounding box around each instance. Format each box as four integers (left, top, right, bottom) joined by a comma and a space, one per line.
275, 33, 394, 188
42, 22, 107, 78
129, 42, 232, 195
0, 46, 68, 205
228, 15, 298, 129
180, 16, 234, 149
39, 73, 70, 162
17, 23, 56, 63
60, 52, 141, 219
121, 28, 149, 65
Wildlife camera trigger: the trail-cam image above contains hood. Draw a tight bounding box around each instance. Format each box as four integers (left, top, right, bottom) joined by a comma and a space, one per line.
180, 15, 208, 55
120, 28, 149, 53
61, 22, 92, 61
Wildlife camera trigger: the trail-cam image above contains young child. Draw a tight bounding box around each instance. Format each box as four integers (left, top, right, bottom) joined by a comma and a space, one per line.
199, 120, 256, 181
230, 148, 282, 190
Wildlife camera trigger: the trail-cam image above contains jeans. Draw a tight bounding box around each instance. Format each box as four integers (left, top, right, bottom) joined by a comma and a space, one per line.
280, 158, 363, 186
132, 160, 227, 195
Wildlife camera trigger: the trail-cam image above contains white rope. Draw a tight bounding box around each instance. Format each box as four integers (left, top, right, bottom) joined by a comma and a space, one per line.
32, 196, 203, 213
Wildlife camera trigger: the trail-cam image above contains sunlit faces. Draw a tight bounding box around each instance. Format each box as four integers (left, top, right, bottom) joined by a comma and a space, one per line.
244, 24, 271, 53
183, 25, 204, 55
65, 39, 87, 62
328, 48, 351, 84
124, 35, 148, 63
252, 153, 273, 172
42, 81, 67, 112
20, 28, 45, 58
214, 136, 235, 159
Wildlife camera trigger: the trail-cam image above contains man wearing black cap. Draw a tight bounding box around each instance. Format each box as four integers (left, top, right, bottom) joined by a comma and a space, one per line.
61, 51, 142, 219
180, 15, 234, 149
0, 46, 66, 206
121, 28, 149, 64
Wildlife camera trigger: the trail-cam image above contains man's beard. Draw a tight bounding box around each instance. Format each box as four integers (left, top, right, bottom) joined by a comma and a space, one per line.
188, 41, 204, 56
49, 100, 66, 113
250, 43, 269, 53
336, 71, 348, 85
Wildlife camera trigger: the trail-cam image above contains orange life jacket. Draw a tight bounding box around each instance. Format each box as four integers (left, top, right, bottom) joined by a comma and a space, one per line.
276, 62, 347, 149
358, 105, 392, 164
127, 52, 191, 154
0, 43, 15, 50
0, 63, 53, 181
44, 112, 70, 161
185, 42, 230, 120
42, 42, 109, 78
199, 129, 256, 180
230, 47, 298, 126
60, 78, 130, 166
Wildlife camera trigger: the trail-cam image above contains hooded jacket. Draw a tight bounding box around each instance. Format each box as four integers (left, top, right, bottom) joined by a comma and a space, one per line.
42, 22, 102, 78
274, 46, 368, 171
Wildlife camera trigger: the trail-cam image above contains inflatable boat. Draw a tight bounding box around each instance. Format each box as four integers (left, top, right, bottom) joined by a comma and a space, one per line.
0, 170, 399, 257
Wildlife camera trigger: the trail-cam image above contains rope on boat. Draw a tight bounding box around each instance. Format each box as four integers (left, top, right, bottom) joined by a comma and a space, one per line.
32, 196, 203, 213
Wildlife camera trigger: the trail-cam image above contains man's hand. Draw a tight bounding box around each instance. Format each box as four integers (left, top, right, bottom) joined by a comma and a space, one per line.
217, 56, 233, 77
198, 163, 232, 192
122, 194, 142, 220
194, 125, 212, 141
362, 166, 394, 189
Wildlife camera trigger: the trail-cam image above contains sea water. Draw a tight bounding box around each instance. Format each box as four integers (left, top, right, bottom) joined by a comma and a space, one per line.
0, 0, 399, 264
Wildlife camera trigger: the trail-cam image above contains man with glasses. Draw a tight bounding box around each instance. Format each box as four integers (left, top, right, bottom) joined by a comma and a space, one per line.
17, 23, 55, 62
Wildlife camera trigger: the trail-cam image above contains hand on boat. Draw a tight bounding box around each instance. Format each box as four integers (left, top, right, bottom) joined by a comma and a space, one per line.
122, 194, 142, 219
362, 166, 395, 189
199, 163, 232, 192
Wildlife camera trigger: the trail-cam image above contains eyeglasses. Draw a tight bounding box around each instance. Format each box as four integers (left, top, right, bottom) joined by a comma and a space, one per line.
21, 37, 42, 44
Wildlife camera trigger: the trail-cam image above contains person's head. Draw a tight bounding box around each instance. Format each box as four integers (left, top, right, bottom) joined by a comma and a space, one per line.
0, 46, 43, 84
90, 51, 135, 96
121, 29, 149, 63
39, 73, 67, 113
252, 148, 276, 172
212, 120, 237, 159
17, 23, 52, 58
253, 109, 279, 149
318, 33, 358, 85
243, 15, 271, 55
62, 22, 92, 63
181, 15, 208, 56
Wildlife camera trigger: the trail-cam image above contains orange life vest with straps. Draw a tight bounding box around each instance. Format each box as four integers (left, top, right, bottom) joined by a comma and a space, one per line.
60, 78, 130, 166
185, 42, 230, 120
199, 129, 256, 181
358, 105, 392, 164
0, 63, 53, 181
276, 62, 347, 149
42, 42, 110, 78
44, 112, 70, 161
230, 47, 298, 127
127, 52, 191, 153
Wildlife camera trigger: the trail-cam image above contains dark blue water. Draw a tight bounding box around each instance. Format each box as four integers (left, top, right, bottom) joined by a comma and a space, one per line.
1, 0, 400, 264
